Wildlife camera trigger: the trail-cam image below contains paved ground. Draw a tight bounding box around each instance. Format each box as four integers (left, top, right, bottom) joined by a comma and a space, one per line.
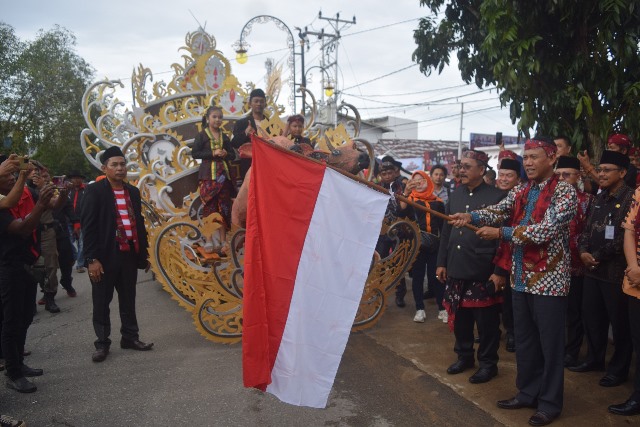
2, 270, 639, 426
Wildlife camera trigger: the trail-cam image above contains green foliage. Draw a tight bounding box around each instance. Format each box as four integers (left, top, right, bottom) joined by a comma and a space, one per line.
413, 0, 640, 156
0, 23, 96, 176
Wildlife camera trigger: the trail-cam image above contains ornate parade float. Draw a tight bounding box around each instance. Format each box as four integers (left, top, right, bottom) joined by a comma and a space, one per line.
80, 28, 420, 343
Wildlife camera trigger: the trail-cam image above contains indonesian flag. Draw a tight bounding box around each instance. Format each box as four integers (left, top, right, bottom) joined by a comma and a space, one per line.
242, 136, 389, 408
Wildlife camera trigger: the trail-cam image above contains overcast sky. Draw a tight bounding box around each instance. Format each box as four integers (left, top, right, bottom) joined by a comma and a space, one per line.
4, 0, 520, 142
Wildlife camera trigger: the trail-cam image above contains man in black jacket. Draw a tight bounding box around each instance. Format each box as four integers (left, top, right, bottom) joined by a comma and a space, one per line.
231, 88, 267, 182
81, 146, 152, 363
436, 149, 506, 384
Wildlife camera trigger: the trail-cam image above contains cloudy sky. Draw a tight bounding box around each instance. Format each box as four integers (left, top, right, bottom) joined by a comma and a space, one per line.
4, 0, 520, 142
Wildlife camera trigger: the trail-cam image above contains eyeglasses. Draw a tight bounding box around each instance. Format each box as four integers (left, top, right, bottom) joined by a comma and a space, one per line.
459, 163, 476, 171
595, 167, 622, 174
555, 171, 578, 178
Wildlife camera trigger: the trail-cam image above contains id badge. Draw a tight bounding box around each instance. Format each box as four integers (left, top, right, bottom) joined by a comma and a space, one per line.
605, 225, 615, 240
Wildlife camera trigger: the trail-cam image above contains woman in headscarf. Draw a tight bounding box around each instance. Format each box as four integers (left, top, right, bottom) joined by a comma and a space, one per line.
399, 170, 446, 323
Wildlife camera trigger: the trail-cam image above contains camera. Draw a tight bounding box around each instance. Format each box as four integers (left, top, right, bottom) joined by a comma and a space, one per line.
51, 175, 67, 190
17, 156, 30, 170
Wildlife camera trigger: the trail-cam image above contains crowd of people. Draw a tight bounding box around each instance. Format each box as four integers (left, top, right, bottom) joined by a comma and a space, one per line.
379, 133, 640, 425
1, 86, 640, 426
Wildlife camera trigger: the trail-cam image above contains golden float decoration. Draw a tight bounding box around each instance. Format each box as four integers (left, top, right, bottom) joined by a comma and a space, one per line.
80, 28, 420, 343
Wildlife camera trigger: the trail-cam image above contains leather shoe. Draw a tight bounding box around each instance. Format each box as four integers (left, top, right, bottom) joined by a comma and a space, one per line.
528, 411, 558, 426
506, 334, 515, 353
447, 359, 474, 375
469, 366, 498, 384
497, 397, 537, 410
567, 361, 604, 373
120, 339, 154, 351
395, 296, 405, 308
92, 348, 109, 363
563, 354, 578, 368
599, 374, 626, 387
6, 376, 36, 393
608, 399, 640, 416
21, 365, 43, 377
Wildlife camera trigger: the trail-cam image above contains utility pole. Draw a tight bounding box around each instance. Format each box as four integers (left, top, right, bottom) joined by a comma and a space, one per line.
299, 11, 355, 124
458, 102, 464, 158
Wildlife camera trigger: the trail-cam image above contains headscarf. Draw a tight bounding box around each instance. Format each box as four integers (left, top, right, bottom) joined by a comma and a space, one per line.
408, 170, 441, 234
524, 137, 557, 157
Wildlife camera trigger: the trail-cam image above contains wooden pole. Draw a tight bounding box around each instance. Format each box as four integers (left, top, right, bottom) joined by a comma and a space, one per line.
253, 135, 479, 232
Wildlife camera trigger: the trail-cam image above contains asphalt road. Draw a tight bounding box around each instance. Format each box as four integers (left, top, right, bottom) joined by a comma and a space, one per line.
1, 270, 498, 427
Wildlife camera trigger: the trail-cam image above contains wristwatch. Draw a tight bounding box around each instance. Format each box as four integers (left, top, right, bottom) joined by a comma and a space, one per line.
86, 258, 97, 264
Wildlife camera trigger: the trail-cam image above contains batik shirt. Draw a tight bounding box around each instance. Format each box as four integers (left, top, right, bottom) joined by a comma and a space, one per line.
470, 177, 577, 296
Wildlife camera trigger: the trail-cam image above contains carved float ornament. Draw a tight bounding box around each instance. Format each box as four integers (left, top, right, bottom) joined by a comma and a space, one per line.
80, 27, 419, 344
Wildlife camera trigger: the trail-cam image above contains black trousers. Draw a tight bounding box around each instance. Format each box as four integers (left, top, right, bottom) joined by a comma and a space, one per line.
582, 276, 632, 378
57, 235, 74, 291
92, 251, 140, 350
628, 297, 640, 401
565, 275, 584, 360
453, 302, 501, 369
512, 290, 566, 416
0, 266, 37, 380
502, 278, 514, 336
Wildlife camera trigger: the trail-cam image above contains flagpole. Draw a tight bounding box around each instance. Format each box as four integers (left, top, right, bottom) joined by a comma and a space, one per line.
252, 135, 479, 232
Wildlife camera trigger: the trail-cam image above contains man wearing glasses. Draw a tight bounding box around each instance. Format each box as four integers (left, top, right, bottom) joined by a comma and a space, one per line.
572, 151, 634, 388
436, 149, 506, 385
449, 137, 577, 425
555, 156, 593, 369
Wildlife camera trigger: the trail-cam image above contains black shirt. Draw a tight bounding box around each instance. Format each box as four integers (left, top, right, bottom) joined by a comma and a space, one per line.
579, 183, 634, 284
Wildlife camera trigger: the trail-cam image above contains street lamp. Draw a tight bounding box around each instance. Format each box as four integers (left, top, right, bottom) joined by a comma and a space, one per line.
232, 15, 298, 112
304, 66, 335, 99
235, 48, 248, 65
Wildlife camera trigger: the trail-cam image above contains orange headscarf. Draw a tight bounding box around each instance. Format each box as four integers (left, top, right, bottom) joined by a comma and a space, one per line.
408, 170, 441, 234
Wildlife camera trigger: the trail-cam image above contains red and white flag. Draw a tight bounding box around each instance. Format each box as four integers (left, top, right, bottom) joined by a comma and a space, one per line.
242, 136, 389, 408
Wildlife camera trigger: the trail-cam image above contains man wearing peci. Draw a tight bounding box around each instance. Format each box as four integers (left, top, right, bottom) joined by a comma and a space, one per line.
81, 146, 153, 363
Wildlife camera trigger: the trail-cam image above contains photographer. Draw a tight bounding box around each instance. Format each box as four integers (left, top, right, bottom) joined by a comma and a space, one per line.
0, 157, 55, 393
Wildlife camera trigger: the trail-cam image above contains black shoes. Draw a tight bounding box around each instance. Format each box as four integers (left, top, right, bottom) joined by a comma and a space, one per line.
447, 359, 474, 375
608, 399, 640, 416
567, 361, 604, 373
92, 348, 109, 363
21, 365, 43, 377
599, 374, 626, 387
528, 411, 558, 426
497, 397, 537, 410
563, 354, 578, 368
506, 334, 515, 353
469, 366, 498, 384
5, 376, 36, 393
395, 296, 405, 308
120, 339, 154, 351
65, 286, 77, 298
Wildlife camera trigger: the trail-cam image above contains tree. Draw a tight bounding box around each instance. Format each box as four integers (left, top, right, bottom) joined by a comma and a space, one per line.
412, 0, 640, 156
0, 23, 96, 176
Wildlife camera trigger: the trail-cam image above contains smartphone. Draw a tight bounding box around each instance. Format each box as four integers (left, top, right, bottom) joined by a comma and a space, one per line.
18, 156, 30, 170
51, 175, 66, 189
495, 132, 503, 146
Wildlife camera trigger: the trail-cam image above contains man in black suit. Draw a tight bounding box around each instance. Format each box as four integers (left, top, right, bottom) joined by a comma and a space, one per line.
81, 146, 153, 363
231, 88, 267, 182
436, 149, 506, 384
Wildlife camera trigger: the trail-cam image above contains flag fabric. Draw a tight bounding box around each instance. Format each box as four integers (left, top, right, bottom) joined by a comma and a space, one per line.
242, 135, 389, 408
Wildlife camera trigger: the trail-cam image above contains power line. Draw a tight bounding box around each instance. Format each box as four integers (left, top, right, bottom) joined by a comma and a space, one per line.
341, 64, 418, 91
342, 84, 470, 98
341, 18, 420, 38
